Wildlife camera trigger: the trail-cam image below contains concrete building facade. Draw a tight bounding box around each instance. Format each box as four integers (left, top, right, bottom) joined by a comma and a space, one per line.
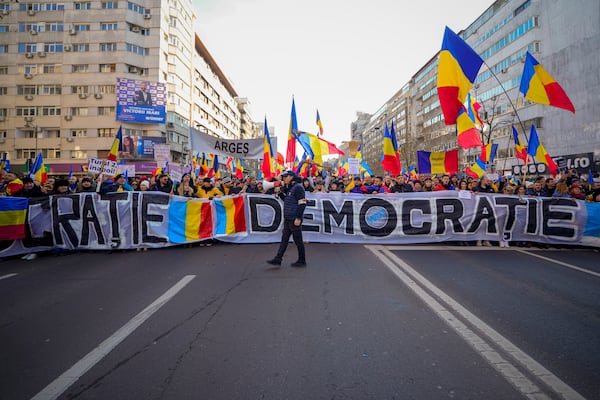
352, 0, 600, 176
0, 0, 246, 175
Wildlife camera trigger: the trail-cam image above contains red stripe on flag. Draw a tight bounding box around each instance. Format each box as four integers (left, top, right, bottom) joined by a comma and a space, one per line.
198, 202, 213, 239
232, 196, 246, 233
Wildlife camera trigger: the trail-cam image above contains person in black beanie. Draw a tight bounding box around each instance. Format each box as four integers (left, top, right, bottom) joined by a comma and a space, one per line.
267, 171, 307, 267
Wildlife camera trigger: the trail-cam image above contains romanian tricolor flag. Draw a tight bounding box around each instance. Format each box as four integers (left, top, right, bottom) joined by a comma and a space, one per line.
408, 164, 418, 181
466, 93, 483, 126
262, 117, 275, 179
0, 197, 28, 240
417, 149, 459, 175
527, 125, 559, 176
214, 196, 247, 236
29, 152, 48, 183
382, 123, 401, 176
519, 52, 575, 113
456, 107, 482, 149
167, 198, 213, 243
286, 98, 298, 165
297, 132, 344, 164
437, 26, 484, 125
465, 158, 487, 179
107, 126, 122, 161
512, 126, 528, 162
235, 158, 244, 179
316, 109, 324, 136
480, 143, 498, 163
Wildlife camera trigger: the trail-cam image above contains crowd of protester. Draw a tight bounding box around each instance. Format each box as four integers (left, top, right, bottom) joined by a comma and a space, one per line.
1, 167, 599, 202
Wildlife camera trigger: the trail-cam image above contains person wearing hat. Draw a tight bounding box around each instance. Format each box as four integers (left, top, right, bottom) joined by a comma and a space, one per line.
217, 176, 241, 196
197, 177, 223, 199
13, 176, 45, 198
77, 176, 97, 193
52, 179, 72, 196
267, 170, 307, 267
103, 174, 133, 193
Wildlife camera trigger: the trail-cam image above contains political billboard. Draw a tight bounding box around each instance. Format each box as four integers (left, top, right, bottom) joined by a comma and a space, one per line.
116, 78, 166, 124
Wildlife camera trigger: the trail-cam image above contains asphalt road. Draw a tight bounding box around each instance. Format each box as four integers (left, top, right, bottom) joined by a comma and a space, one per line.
0, 243, 598, 400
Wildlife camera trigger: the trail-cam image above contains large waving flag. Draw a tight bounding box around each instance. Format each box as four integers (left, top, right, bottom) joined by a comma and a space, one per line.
214, 196, 247, 237
286, 98, 298, 165
465, 158, 487, 179
235, 158, 244, 179
417, 150, 459, 175
297, 132, 344, 164
382, 123, 401, 176
512, 126, 528, 162
316, 109, 324, 136
167, 198, 213, 243
29, 152, 48, 183
480, 143, 498, 163
456, 107, 482, 149
437, 26, 484, 125
262, 117, 275, 179
528, 125, 559, 175
390, 121, 401, 168
0, 197, 28, 240
107, 125, 122, 161
519, 52, 575, 113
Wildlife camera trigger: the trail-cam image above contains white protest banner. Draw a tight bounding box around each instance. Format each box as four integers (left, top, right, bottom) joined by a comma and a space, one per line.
189, 127, 277, 159
348, 158, 360, 175
87, 158, 118, 176
153, 144, 171, 162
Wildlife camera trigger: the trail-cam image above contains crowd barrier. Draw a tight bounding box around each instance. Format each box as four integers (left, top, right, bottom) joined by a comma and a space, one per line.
1, 191, 599, 257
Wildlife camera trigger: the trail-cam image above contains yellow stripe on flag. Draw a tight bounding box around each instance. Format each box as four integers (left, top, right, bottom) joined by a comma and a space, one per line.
0, 210, 27, 226
185, 201, 202, 241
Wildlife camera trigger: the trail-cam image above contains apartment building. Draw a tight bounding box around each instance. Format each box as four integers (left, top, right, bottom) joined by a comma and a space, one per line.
352, 0, 599, 176
0, 0, 244, 175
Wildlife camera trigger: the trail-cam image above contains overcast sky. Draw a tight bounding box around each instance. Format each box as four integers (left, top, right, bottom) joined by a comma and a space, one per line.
193, 0, 491, 152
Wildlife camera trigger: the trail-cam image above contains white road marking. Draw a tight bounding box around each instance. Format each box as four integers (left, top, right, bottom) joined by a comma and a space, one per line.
516, 249, 600, 278
31, 275, 196, 400
367, 245, 586, 400
0, 273, 18, 281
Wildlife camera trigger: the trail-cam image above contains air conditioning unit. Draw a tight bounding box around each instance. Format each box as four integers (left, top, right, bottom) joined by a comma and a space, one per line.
78, 93, 88, 99
166, 122, 174, 129
30, 29, 38, 35
24, 73, 33, 79
94, 93, 103, 99
24, 116, 34, 122
129, 67, 139, 73
501, 68, 507, 74
144, 14, 151, 19
131, 26, 140, 32
69, 28, 77, 35
27, 9, 36, 16
64, 115, 73, 121
37, 51, 46, 57
66, 137, 74, 142
64, 45, 72, 52
25, 95, 34, 100
25, 52, 34, 58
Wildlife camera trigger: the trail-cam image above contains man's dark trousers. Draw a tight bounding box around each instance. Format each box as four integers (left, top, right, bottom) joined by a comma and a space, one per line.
275, 219, 305, 262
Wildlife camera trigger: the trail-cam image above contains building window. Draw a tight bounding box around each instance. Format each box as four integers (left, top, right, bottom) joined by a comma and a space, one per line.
0, 66, 7, 74
101, 2, 118, 9
41, 85, 62, 95
71, 129, 87, 137
74, 2, 92, 10
98, 106, 115, 116
101, 23, 118, 31
73, 44, 90, 52
100, 43, 117, 52
99, 63, 116, 73
46, 149, 61, 159
0, 87, 7, 96
71, 85, 89, 94
71, 150, 88, 159
97, 85, 116, 94
98, 128, 116, 137
41, 107, 61, 116
72, 64, 89, 73
127, 2, 146, 15
16, 107, 37, 116
71, 107, 88, 116
43, 64, 61, 73
73, 24, 91, 31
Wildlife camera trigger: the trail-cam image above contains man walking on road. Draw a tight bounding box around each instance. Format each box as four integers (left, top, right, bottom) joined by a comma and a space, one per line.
267, 171, 307, 267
